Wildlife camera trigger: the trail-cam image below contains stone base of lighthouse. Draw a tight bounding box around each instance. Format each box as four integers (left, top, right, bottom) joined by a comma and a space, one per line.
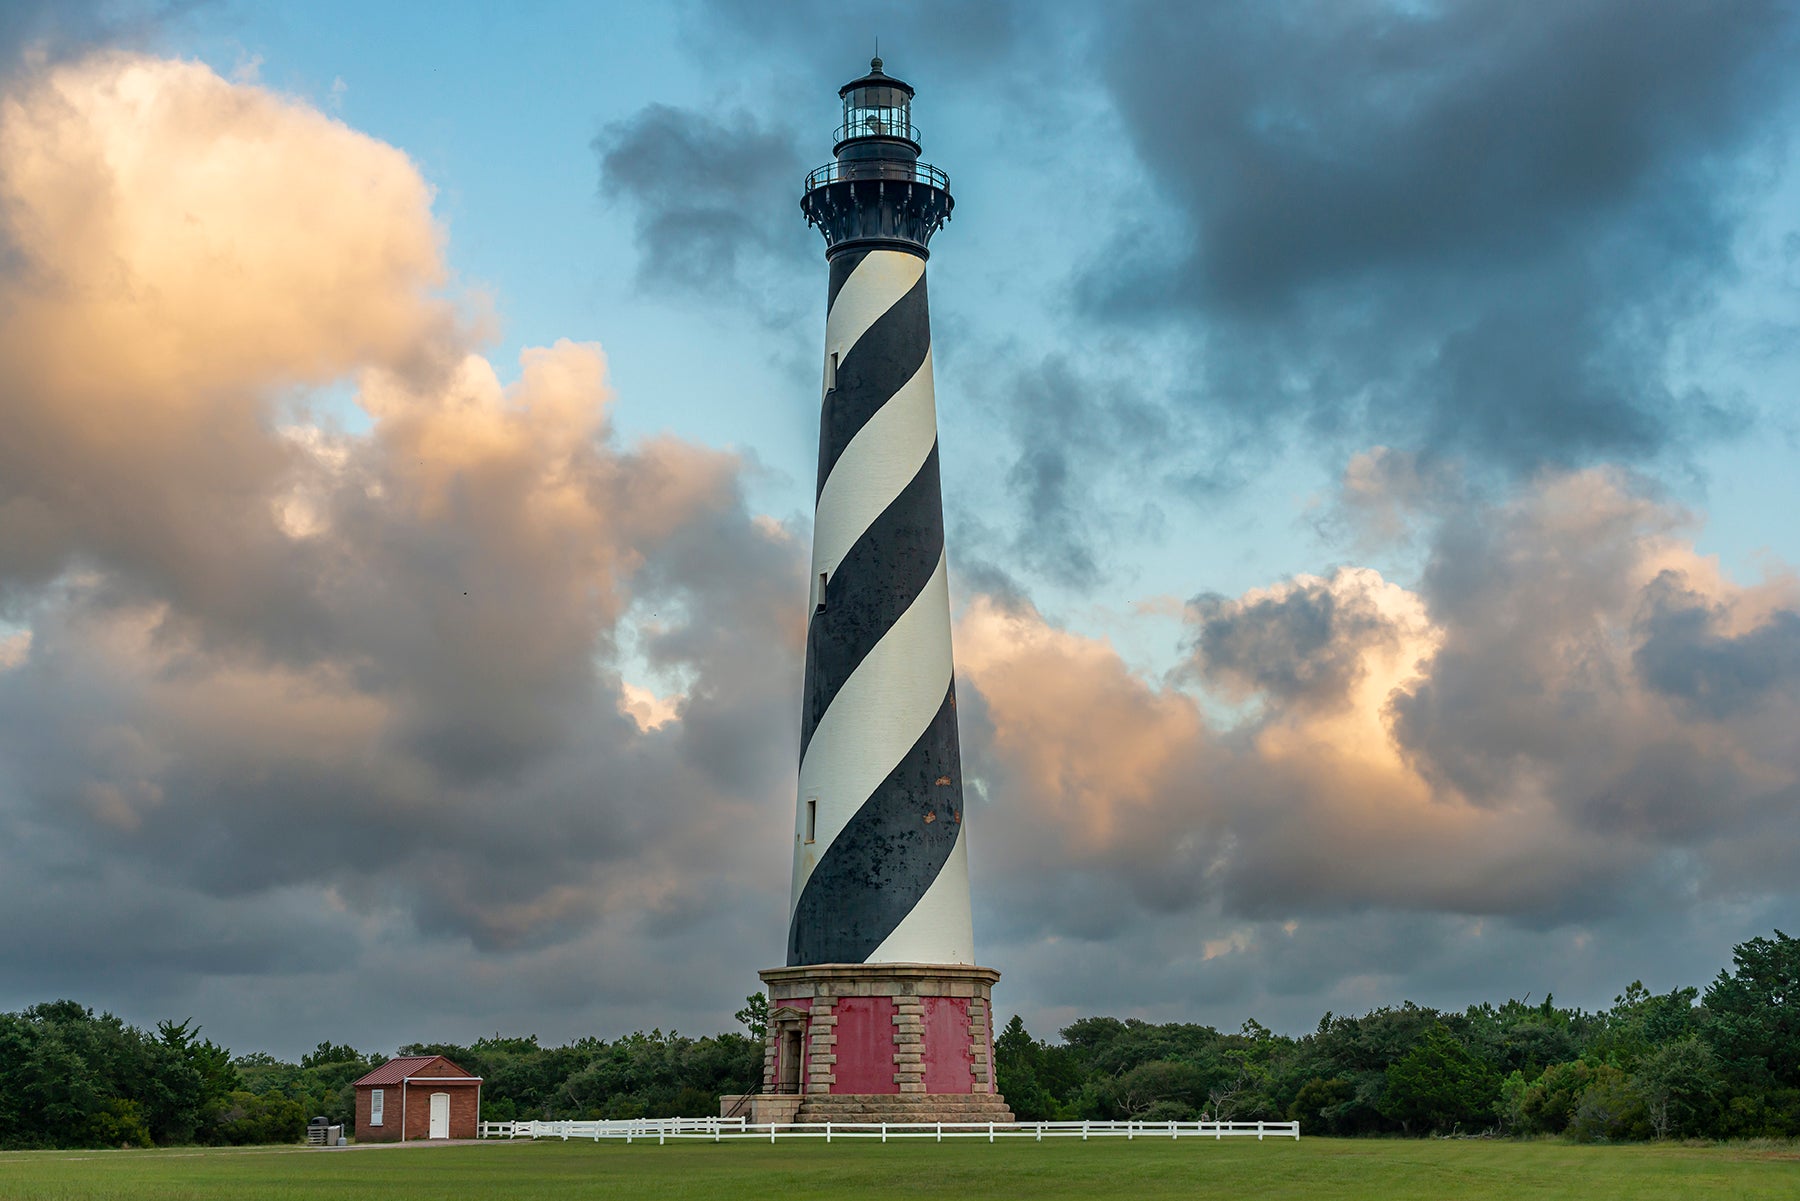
720, 963, 1013, 1125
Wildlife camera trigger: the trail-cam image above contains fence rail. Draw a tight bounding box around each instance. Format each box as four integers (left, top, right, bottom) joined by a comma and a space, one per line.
477, 1117, 1299, 1144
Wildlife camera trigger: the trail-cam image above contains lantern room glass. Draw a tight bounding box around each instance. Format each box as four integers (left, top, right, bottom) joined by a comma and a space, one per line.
842, 85, 914, 143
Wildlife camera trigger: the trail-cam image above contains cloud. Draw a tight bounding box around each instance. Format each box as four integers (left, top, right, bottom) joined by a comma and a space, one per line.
667, 1, 1799, 589
957, 464, 1800, 990
954, 355, 1178, 592
1633, 572, 1800, 721
1083, 0, 1794, 471
593, 102, 812, 317
1186, 567, 1431, 713
0, 52, 807, 1048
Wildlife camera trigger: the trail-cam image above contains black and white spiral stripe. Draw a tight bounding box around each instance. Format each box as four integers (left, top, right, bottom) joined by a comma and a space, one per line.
787, 247, 972, 967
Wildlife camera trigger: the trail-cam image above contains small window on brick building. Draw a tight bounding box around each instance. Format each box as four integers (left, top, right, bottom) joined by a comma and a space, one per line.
370, 1088, 384, 1126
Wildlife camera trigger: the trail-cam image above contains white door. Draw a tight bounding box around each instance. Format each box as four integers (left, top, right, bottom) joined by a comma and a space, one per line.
429, 1092, 450, 1139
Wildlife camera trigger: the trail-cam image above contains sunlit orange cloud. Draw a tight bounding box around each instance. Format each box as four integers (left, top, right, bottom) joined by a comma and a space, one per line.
956, 595, 1206, 849
0, 51, 804, 958
955, 466, 1800, 919
0, 54, 462, 402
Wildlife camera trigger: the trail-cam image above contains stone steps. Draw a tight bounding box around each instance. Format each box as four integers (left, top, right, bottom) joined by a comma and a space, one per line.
796, 1094, 1015, 1124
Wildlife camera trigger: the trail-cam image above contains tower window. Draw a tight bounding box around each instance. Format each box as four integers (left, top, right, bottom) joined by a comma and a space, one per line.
813, 572, 828, 613
824, 351, 838, 393
805, 798, 818, 844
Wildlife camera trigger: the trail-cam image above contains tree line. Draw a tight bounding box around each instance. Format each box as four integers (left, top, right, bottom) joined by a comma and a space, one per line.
2, 930, 1793, 1147
996, 930, 1800, 1139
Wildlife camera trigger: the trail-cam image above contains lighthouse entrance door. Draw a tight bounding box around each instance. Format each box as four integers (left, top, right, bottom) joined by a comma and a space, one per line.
779, 1028, 802, 1093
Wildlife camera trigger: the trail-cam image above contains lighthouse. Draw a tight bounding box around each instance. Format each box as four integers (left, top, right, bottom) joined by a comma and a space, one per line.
736, 59, 1012, 1126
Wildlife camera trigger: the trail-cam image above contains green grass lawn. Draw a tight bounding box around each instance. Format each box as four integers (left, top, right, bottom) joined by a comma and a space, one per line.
1, 1137, 1795, 1200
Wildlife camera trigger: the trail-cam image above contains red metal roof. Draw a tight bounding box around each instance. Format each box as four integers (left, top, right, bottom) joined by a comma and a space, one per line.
352, 1055, 478, 1087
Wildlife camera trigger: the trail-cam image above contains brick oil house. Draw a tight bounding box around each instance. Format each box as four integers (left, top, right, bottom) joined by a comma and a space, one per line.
351, 1055, 482, 1141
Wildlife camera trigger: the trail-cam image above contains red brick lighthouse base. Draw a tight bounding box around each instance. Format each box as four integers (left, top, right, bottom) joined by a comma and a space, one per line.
723, 964, 1014, 1124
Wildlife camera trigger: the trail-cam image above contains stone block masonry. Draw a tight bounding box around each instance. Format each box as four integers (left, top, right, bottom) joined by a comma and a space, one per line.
758, 962, 1011, 1123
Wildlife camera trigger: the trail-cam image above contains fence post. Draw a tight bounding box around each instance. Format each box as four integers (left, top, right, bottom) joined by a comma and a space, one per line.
882, 1122, 888, 1144
1257, 1122, 1264, 1141
1171, 1121, 1177, 1140
988, 1122, 995, 1144
1082, 1120, 1089, 1141
826, 1121, 832, 1144
936, 1121, 942, 1143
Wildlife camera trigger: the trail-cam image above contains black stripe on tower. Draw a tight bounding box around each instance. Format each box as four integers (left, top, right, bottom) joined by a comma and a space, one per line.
816, 273, 931, 500
788, 683, 965, 965
799, 442, 944, 760
826, 247, 866, 310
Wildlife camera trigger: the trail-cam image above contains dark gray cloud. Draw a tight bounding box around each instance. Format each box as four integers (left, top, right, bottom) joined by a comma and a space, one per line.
1188, 576, 1400, 710
594, 103, 813, 317
977, 356, 1175, 590
1633, 570, 1800, 719
672, 0, 1797, 591
1086, 0, 1792, 471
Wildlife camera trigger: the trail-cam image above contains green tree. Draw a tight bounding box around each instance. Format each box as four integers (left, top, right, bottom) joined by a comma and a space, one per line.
1108, 1059, 1209, 1119
735, 993, 769, 1042
1703, 930, 1800, 1089
1594, 981, 1700, 1071
1378, 1026, 1501, 1134
299, 1041, 367, 1070
156, 1019, 240, 1144
1630, 1037, 1724, 1139
994, 1015, 1058, 1121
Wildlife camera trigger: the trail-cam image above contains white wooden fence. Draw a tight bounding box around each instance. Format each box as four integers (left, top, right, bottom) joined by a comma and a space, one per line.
477, 1116, 1299, 1143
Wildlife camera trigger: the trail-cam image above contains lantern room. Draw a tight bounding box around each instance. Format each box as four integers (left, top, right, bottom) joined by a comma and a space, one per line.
835, 58, 920, 156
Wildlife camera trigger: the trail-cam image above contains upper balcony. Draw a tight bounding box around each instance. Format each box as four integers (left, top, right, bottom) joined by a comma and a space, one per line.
804, 158, 949, 194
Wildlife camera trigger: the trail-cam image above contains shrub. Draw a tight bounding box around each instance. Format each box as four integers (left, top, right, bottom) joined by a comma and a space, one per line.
83, 1098, 152, 1149
1289, 1076, 1356, 1135
1568, 1066, 1650, 1142
1517, 1061, 1596, 1134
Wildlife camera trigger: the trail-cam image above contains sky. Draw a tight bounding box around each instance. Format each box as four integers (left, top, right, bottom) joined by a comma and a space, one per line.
1, 0, 1798, 1060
